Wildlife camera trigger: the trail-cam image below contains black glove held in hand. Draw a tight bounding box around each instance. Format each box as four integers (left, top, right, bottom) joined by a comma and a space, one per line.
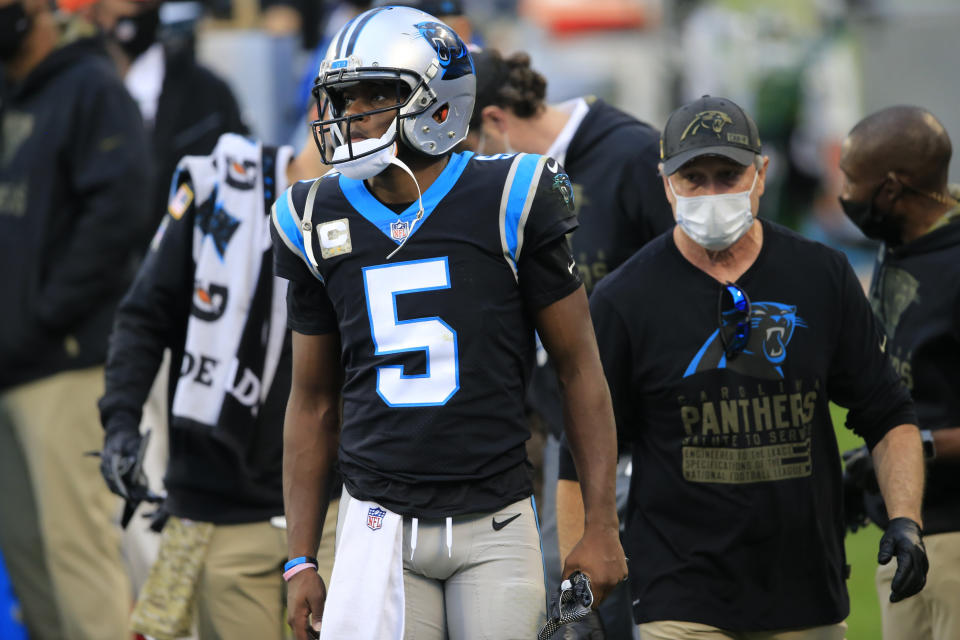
878, 517, 928, 602
841, 446, 880, 493
100, 428, 148, 500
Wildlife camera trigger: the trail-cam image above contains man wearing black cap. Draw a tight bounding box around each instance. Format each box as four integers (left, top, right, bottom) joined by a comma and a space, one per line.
557, 96, 929, 638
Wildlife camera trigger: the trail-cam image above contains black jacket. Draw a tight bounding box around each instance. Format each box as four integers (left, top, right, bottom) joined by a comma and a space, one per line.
0, 35, 151, 389
143, 45, 246, 249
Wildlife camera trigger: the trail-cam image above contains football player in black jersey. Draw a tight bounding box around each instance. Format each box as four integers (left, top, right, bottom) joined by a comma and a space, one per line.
270, 7, 626, 640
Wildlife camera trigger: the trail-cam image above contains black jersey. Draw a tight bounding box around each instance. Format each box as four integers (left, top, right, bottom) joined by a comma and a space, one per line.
587, 221, 915, 630
271, 151, 580, 518
866, 205, 960, 535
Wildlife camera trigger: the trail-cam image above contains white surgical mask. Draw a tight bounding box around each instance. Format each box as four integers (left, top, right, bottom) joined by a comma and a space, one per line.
669, 170, 758, 250
331, 120, 399, 181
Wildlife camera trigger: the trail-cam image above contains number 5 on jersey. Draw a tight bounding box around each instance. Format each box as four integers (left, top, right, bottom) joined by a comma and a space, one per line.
362, 258, 460, 406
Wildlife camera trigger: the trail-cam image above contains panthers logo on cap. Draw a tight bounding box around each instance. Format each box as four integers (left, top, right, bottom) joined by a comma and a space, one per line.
681, 110, 734, 141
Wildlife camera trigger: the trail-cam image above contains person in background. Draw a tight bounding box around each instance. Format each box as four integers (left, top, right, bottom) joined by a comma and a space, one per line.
0, 0, 150, 636
466, 47, 674, 638
838, 105, 960, 640
98, 105, 332, 639
559, 94, 928, 639
86, 0, 247, 245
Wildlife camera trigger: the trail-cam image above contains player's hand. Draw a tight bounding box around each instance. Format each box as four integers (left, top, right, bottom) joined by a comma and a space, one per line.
561, 522, 627, 606
287, 569, 326, 640
878, 517, 928, 602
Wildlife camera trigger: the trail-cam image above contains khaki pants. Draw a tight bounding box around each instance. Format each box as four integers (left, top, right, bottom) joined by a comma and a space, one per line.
638, 620, 847, 640
876, 530, 960, 640
194, 520, 289, 640
0, 367, 132, 640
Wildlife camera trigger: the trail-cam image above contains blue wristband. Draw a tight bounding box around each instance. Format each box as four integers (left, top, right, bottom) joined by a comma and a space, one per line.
284, 556, 318, 572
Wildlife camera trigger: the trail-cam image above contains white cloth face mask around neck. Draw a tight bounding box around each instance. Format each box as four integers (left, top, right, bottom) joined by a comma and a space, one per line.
327, 119, 426, 259
669, 169, 758, 251
331, 119, 399, 181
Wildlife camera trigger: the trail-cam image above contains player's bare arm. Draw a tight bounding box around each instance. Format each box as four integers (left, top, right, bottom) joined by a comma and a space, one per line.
536, 284, 627, 604
284, 330, 343, 640
872, 423, 925, 525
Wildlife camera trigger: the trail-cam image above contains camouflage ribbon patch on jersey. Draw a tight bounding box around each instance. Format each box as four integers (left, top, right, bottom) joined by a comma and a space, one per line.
318, 218, 353, 259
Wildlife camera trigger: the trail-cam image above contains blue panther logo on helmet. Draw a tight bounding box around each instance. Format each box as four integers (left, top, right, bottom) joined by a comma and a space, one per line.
684, 302, 807, 380
415, 21, 473, 80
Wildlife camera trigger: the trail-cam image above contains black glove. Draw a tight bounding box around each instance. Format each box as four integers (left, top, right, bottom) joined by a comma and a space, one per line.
841, 446, 880, 493
555, 610, 604, 640
878, 517, 928, 602
99, 427, 162, 528
100, 428, 148, 501
538, 571, 595, 640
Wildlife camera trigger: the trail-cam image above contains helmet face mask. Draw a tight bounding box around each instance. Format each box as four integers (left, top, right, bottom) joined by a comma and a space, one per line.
310, 6, 476, 165
311, 69, 425, 165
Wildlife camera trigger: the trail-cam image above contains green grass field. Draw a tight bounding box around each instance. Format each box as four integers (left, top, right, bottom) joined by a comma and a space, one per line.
831, 403, 883, 640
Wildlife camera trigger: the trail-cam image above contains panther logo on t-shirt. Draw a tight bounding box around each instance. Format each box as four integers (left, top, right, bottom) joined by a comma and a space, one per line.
684, 302, 807, 380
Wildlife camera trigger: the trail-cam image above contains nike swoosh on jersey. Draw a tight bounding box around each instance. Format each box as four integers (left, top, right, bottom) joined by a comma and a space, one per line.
492, 513, 521, 531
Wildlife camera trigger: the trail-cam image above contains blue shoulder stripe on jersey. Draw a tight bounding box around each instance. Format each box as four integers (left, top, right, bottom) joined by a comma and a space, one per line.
345, 7, 389, 57
339, 151, 474, 245
274, 188, 307, 260
503, 153, 542, 263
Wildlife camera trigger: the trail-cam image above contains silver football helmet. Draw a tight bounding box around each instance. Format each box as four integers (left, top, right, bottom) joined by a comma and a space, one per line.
311, 5, 476, 163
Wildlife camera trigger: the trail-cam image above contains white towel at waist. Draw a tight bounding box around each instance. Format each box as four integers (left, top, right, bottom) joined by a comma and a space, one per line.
320, 490, 405, 640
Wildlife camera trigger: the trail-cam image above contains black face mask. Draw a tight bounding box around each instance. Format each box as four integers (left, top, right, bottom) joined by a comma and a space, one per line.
838, 183, 905, 247
111, 6, 160, 60
0, 1, 31, 62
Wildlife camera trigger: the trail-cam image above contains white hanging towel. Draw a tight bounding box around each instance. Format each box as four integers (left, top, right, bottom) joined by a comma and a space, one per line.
320, 492, 405, 640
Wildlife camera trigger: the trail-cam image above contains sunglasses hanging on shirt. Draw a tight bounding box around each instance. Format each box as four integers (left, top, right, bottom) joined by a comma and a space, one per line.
718, 282, 751, 359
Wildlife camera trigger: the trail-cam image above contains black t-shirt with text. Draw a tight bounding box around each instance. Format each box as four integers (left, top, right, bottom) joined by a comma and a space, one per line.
587, 220, 915, 630
271, 151, 581, 518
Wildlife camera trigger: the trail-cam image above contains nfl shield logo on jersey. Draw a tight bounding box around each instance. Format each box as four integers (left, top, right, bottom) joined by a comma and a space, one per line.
390, 220, 410, 241
367, 506, 386, 531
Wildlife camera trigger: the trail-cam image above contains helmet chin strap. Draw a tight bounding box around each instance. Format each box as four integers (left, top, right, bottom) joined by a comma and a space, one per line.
385, 154, 425, 260
329, 116, 424, 259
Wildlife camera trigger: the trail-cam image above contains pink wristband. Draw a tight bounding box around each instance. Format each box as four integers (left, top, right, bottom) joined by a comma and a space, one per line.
283, 562, 318, 582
